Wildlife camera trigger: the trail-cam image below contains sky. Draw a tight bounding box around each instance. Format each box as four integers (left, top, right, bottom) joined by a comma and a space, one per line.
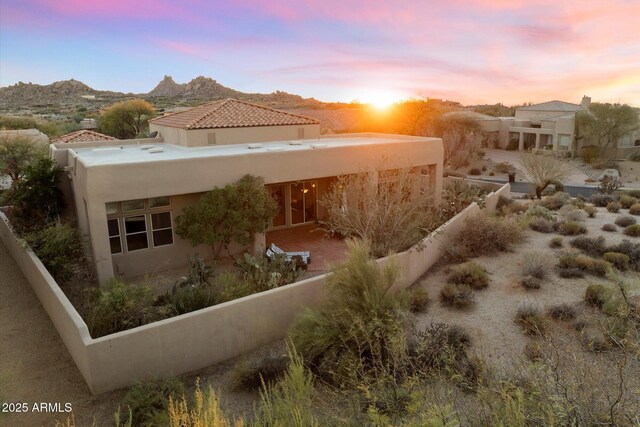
1, 0, 639, 107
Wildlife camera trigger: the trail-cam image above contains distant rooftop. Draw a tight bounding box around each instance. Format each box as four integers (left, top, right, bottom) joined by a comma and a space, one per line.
53, 129, 116, 144
149, 98, 319, 130
72, 135, 436, 167
517, 100, 582, 112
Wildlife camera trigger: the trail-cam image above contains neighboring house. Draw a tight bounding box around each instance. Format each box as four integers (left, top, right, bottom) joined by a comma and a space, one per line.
51, 99, 444, 285
80, 119, 98, 130
52, 129, 116, 144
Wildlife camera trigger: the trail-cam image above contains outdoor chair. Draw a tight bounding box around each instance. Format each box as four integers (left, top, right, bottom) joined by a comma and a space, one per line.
266, 243, 311, 269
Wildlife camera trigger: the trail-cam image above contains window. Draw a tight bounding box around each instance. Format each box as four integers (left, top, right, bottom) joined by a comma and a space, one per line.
106, 202, 118, 215
149, 196, 170, 208
151, 212, 173, 247
558, 135, 571, 150
124, 215, 148, 251
122, 199, 145, 212
108, 219, 122, 254
619, 135, 633, 147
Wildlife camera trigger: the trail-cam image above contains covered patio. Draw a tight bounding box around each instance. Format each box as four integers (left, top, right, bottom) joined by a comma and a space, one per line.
266, 224, 348, 273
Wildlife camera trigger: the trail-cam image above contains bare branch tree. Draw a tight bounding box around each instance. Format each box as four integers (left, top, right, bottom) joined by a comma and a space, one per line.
519, 153, 569, 199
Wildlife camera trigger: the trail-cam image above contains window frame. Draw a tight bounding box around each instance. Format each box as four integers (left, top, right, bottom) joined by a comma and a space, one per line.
107, 218, 123, 255
123, 214, 149, 252
151, 211, 174, 248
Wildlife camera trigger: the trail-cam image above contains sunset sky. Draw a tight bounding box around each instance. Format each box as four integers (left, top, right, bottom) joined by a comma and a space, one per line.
1, 0, 639, 106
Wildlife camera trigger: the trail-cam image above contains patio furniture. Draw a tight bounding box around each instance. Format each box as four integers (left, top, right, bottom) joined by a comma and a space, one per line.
266, 243, 311, 268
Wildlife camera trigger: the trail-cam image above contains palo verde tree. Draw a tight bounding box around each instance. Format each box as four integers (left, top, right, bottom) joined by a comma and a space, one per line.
99, 99, 156, 139
175, 174, 277, 259
575, 103, 639, 156
0, 133, 48, 185
519, 153, 569, 199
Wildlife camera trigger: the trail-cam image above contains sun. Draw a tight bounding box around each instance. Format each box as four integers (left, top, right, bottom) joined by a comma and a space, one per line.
359, 89, 403, 110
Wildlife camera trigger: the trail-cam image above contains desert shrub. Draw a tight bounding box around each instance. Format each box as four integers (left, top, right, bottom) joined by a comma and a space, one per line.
558, 254, 609, 277
515, 305, 546, 336
628, 151, 640, 162
581, 332, 609, 353
599, 176, 622, 194
525, 205, 554, 220
559, 205, 586, 222
411, 323, 471, 371
583, 205, 597, 218
468, 167, 481, 176
521, 275, 541, 290
237, 253, 301, 293
602, 223, 617, 232
627, 189, 640, 198
548, 304, 576, 321
450, 213, 524, 258
569, 236, 607, 257
549, 237, 563, 248
590, 194, 616, 207
585, 284, 611, 308
496, 195, 513, 210
169, 286, 218, 315
623, 224, 640, 237
215, 271, 254, 303
615, 215, 637, 227
449, 261, 489, 290
123, 378, 184, 427
25, 222, 84, 284
84, 279, 165, 338
607, 239, 640, 268
289, 240, 408, 375
603, 252, 630, 271
540, 192, 570, 210
523, 341, 544, 362
408, 287, 429, 313
558, 268, 585, 278
494, 162, 513, 173
501, 202, 529, 216
619, 195, 638, 209
606, 201, 621, 213
529, 217, 554, 233
521, 251, 553, 279
556, 221, 587, 236
440, 283, 474, 308
167, 381, 245, 427
629, 203, 640, 215
231, 350, 289, 391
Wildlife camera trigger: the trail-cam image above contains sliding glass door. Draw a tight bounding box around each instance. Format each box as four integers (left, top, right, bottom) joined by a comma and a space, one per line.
290, 180, 317, 225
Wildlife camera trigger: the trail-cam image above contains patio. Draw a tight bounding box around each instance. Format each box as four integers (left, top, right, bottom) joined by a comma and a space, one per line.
266, 223, 348, 273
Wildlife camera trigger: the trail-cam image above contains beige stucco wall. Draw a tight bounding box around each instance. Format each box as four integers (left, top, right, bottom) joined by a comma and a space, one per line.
150, 123, 321, 147
58, 134, 443, 284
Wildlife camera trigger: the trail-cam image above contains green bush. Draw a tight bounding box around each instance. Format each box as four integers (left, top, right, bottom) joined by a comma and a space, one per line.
556, 221, 587, 236
215, 271, 254, 303
623, 224, 640, 237
237, 253, 301, 293
629, 203, 640, 215
440, 283, 474, 308
602, 223, 617, 232
524, 205, 554, 220
558, 254, 609, 277
548, 304, 576, 321
449, 261, 489, 290
122, 378, 184, 426
608, 239, 640, 268
627, 151, 640, 161
451, 213, 524, 258
615, 215, 637, 227
25, 223, 84, 284
231, 351, 289, 391
585, 284, 611, 308
549, 237, 563, 248
619, 195, 638, 209
540, 192, 570, 211
408, 287, 429, 313
170, 286, 218, 315
603, 252, 630, 271
515, 305, 546, 336
590, 194, 616, 207
529, 217, 554, 233
84, 279, 165, 338
558, 267, 585, 278
607, 201, 621, 213
569, 236, 607, 257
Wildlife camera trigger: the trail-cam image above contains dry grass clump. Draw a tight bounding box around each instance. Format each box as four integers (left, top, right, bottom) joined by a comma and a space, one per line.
569, 236, 607, 257
549, 236, 563, 248
583, 205, 597, 218
548, 303, 577, 321
559, 205, 586, 222
558, 254, 610, 277
619, 195, 638, 209
615, 215, 637, 227
584, 284, 611, 308
540, 192, 570, 210
521, 275, 541, 290
515, 305, 546, 336
558, 267, 586, 278
449, 261, 490, 290
629, 203, 640, 215
440, 283, 474, 308
606, 201, 621, 213
556, 220, 587, 236
529, 217, 554, 233
408, 287, 429, 313
447, 213, 524, 259
590, 194, 616, 207
602, 223, 617, 232
521, 251, 553, 279
602, 252, 630, 271
623, 224, 640, 237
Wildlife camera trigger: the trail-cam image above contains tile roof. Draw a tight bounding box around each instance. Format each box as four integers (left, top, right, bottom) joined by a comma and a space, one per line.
517, 100, 582, 113
149, 98, 320, 130
53, 130, 117, 144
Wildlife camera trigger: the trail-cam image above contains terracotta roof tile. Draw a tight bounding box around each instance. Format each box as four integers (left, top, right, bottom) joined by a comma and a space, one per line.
149, 98, 319, 130
53, 130, 117, 144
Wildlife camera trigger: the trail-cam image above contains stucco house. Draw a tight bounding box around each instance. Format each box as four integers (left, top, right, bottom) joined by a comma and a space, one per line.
479, 97, 640, 158
51, 99, 444, 285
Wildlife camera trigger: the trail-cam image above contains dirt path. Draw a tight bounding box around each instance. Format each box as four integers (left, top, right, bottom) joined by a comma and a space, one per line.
0, 240, 124, 426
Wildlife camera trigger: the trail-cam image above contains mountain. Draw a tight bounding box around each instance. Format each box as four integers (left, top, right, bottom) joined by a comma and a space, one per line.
147, 75, 184, 98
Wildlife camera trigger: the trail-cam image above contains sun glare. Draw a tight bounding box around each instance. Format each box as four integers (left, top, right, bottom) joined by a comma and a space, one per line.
359, 89, 403, 110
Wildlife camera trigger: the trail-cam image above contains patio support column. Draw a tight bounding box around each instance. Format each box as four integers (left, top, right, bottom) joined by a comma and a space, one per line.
535, 133, 540, 150
518, 132, 524, 151
253, 232, 266, 256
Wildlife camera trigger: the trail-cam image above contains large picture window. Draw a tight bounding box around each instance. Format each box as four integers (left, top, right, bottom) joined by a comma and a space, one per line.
124, 215, 148, 251
151, 212, 173, 247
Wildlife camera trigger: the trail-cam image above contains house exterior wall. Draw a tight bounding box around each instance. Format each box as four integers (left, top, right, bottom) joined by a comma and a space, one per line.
150, 123, 321, 147
56, 134, 443, 284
